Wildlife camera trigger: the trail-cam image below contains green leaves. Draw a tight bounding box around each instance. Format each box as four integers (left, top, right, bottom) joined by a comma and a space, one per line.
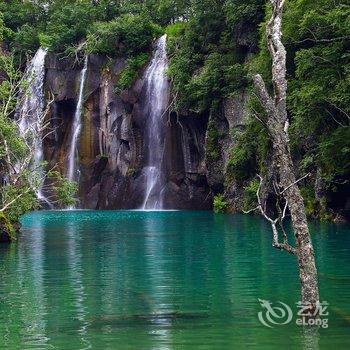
317, 128, 350, 178
1, 185, 39, 223
213, 194, 229, 213
243, 179, 260, 212
86, 15, 160, 56
41, 2, 96, 52
170, 51, 248, 112
47, 171, 78, 208
116, 52, 150, 92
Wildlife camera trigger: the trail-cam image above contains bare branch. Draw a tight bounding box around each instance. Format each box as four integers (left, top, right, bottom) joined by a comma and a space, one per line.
280, 173, 310, 195
244, 174, 296, 255
296, 36, 350, 45
243, 206, 260, 214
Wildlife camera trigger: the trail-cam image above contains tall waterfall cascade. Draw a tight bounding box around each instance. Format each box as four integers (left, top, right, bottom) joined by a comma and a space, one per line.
141, 35, 170, 210
67, 56, 88, 184
16, 48, 51, 207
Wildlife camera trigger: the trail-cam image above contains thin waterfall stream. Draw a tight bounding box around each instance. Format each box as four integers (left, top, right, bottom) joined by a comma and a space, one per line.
16, 48, 52, 207
67, 56, 88, 208
141, 35, 170, 210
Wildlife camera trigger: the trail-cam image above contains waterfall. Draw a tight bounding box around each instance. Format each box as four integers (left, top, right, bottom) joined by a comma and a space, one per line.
67, 56, 88, 183
16, 48, 52, 207
141, 35, 170, 210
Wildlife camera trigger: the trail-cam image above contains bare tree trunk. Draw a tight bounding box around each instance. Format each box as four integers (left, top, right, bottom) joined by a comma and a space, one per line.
253, 0, 319, 309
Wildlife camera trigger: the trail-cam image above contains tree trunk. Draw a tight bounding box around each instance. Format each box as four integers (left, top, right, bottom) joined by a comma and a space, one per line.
272, 125, 319, 307
253, 0, 319, 309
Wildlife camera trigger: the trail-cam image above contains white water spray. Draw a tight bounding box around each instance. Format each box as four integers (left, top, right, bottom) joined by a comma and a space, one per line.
67, 56, 88, 183
141, 35, 170, 210
17, 48, 52, 207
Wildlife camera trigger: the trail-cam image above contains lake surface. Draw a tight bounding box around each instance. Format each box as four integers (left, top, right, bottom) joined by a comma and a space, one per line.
0, 211, 349, 349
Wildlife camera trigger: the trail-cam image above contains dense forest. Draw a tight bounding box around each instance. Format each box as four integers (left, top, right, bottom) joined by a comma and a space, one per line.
0, 0, 349, 239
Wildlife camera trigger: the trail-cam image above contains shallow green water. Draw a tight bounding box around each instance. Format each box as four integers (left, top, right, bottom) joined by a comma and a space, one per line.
0, 211, 349, 349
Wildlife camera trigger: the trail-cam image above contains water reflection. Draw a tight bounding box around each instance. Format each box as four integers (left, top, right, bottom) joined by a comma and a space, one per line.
66, 223, 91, 349
0, 211, 349, 349
143, 214, 174, 349
18, 218, 49, 349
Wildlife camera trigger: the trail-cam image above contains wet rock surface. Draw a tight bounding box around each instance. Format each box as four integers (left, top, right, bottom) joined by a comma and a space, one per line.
43, 53, 218, 210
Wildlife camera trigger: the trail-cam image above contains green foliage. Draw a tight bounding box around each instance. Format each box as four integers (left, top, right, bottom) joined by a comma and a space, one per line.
1, 0, 166, 54
0, 0, 44, 33
300, 185, 333, 221
12, 24, 40, 54
0, 51, 77, 238
0, 1, 44, 54
243, 179, 260, 212
167, 0, 263, 111
181, 53, 248, 112
0, 0, 349, 221
224, 0, 264, 46
227, 146, 253, 182
0, 52, 39, 228
206, 117, 221, 162
0, 56, 28, 162
86, 15, 161, 56
285, 0, 350, 196
300, 186, 318, 218
116, 52, 150, 91
39, 1, 98, 52
1, 185, 39, 223
213, 194, 229, 213
0, 114, 27, 163
47, 171, 78, 208
153, 0, 190, 25
0, 11, 4, 43
0, 211, 16, 241
317, 127, 350, 180
165, 22, 187, 39
248, 0, 350, 218
227, 115, 270, 182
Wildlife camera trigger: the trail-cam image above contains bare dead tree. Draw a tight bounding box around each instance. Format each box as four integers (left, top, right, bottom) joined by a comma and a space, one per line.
253, 0, 319, 309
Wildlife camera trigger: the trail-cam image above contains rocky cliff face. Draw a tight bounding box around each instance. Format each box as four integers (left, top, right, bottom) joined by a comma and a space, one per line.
204, 94, 249, 212
42, 53, 230, 210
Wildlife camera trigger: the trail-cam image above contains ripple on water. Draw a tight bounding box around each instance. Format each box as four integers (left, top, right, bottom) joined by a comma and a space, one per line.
0, 211, 348, 349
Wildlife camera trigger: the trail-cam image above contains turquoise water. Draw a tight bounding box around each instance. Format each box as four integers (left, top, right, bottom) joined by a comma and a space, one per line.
0, 211, 349, 349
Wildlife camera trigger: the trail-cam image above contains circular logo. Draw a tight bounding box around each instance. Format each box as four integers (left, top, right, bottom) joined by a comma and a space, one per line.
258, 299, 293, 328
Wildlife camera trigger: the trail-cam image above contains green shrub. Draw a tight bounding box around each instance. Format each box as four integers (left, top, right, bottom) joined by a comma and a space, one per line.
47, 171, 78, 208
165, 22, 187, 39
300, 185, 333, 221
116, 52, 150, 91
11, 24, 40, 54
2, 184, 39, 224
243, 179, 260, 212
39, 2, 97, 52
227, 146, 253, 182
170, 51, 248, 112
317, 128, 350, 180
0, 212, 17, 241
87, 15, 161, 56
214, 194, 229, 213
206, 120, 221, 162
